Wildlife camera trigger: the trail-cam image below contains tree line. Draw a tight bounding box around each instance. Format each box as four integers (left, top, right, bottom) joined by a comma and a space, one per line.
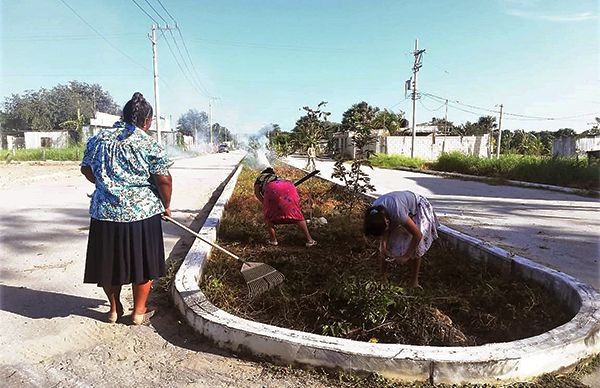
0, 81, 233, 145
264, 100, 600, 157
2, 81, 597, 154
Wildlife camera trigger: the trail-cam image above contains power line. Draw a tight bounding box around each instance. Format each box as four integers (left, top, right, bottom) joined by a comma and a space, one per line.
130, 0, 211, 98
58, 0, 150, 71
422, 92, 599, 121
155, 0, 176, 21
174, 28, 211, 96
143, 0, 169, 24
157, 29, 208, 99
2, 33, 139, 41
130, 0, 159, 24
152, 0, 212, 97
418, 99, 446, 112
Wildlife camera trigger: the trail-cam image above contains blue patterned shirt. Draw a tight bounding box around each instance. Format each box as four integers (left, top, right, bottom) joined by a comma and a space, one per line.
81, 122, 172, 222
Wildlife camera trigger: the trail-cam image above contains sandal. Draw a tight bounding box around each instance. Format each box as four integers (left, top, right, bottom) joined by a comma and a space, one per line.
266, 239, 278, 246
107, 304, 124, 324
305, 240, 317, 247
131, 308, 157, 326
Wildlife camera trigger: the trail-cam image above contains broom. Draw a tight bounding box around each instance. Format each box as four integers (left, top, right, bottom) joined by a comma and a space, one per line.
163, 215, 284, 298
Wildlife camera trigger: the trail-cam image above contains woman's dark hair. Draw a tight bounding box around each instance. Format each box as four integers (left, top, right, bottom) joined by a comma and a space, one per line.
364, 205, 388, 236
123, 92, 153, 128
260, 167, 275, 175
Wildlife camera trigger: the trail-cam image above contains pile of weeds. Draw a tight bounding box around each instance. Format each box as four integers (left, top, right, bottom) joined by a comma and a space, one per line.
201, 165, 571, 346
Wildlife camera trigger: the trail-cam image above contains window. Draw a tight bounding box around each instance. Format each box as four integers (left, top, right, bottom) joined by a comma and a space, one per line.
40, 137, 52, 148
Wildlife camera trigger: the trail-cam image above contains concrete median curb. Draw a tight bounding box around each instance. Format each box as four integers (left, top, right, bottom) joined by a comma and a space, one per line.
171, 164, 600, 384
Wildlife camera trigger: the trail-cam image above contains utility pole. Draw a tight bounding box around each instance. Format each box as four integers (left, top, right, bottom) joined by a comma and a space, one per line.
410, 39, 425, 158
496, 104, 504, 158
149, 24, 161, 145
208, 98, 213, 149
444, 99, 448, 134
149, 24, 176, 145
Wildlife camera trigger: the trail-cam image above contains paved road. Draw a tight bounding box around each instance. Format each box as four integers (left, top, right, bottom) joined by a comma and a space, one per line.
0, 152, 333, 387
285, 155, 600, 291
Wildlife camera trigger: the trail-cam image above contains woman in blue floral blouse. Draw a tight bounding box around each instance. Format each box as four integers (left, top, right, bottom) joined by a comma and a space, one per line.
81, 92, 172, 325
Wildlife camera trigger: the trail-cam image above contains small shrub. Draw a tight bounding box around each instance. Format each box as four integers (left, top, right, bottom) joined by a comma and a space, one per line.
433, 152, 599, 189
370, 153, 427, 169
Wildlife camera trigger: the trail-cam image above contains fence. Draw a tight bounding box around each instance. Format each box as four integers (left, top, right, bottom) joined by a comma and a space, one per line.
386, 134, 489, 160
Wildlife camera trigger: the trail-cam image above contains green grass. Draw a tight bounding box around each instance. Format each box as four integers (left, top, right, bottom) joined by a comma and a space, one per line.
372, 151, 599, 190
369, 153, 427, 169
1, 146, 85, 161
432, 152, 599, 190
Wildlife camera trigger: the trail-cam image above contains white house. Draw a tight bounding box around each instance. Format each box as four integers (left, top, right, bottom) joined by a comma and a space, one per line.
24, 131, 69, 149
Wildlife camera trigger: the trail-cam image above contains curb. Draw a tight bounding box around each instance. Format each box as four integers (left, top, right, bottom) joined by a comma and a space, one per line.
171, 164, 600, 384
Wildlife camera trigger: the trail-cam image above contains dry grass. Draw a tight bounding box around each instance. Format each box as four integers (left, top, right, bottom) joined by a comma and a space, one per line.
201, 165, 571, 346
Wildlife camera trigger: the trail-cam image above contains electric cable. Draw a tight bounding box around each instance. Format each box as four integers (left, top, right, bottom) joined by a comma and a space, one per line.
58, 0, 150, 71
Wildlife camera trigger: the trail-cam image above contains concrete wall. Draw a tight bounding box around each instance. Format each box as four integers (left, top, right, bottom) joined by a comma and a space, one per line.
24, 131, 68, 149
552, 136, 600, 157
386, 134, 489, 160
331, 130, 387, 158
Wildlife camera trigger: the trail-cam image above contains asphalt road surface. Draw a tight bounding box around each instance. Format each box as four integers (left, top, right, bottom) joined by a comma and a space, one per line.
285, 155, 600, 291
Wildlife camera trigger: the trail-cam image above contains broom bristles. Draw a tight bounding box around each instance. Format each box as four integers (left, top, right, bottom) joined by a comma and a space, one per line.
241, 262, 285, 298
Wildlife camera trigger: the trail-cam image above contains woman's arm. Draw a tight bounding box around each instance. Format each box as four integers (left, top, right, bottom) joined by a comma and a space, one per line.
153, 172, 173, 217
379, 231, 389, 281
254, 184, 264, 203
399, 217, 423, 262
80, 166, 95, 184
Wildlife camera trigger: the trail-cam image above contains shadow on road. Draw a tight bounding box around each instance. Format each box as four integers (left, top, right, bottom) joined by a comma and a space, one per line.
0, 284, 105, 321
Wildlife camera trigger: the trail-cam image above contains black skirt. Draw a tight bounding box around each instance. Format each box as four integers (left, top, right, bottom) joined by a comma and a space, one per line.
84, 214, 166, 287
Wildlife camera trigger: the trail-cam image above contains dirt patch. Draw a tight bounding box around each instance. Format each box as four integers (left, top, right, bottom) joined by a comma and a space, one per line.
0, 160, 80, 188
201, 165, 572, 346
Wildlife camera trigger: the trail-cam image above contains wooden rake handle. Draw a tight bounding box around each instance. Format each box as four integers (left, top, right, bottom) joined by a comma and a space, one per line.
162, 215, 245, 263
293, 169, 320, 186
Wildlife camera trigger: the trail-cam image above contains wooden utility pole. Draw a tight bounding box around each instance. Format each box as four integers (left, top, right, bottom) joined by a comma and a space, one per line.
496, 104, 504, 158
209, 98, 213, 148
149, 25, 161, 145
410, 39, 425, 158
149, 24, 175, 145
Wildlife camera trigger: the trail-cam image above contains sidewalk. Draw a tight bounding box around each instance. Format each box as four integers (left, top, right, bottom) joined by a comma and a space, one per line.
0, 151, 334, 387
285, 155, 600, 290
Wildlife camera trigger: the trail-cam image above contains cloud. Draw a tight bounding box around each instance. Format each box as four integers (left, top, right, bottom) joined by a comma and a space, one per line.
507, 9, 598, 22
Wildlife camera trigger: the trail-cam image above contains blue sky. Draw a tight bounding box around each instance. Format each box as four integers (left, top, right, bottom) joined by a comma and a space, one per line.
1, 0, 598, 134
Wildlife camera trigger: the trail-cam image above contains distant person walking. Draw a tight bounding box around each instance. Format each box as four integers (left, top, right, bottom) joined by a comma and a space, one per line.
80, 92, 172, 325
305, 146, 317, 171
364, 190, 439, 288
254, 167, 317, 247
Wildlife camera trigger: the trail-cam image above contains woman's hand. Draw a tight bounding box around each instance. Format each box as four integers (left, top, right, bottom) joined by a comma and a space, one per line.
163, 207, 172, 217
385, 253, 412, 264
80, 166, 95, 184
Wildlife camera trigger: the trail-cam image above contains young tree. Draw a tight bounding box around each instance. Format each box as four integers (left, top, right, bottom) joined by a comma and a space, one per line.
340, 101, 380, 134
430, 117, 458, 135
331, 102, 379, 213
374, 109, 408, 135
580, 118, 600, 136
177, 109, 209, 139
292, 101, 331, 166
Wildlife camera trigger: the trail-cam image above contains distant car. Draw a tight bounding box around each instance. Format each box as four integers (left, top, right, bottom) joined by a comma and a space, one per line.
218, 144, 229, 153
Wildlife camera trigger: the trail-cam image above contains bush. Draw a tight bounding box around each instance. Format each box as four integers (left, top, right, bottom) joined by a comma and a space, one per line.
1, 147, 85, 161
433, 152, 599, 190
369, 153, 427, 169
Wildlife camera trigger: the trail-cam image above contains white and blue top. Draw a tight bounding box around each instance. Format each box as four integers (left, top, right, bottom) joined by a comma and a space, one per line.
372, 191, 419, 226
81, 121, 172, 222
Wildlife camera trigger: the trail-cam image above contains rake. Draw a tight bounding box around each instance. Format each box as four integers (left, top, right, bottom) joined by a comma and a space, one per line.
163, 215, 285, 298
293, 169, 320, 187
